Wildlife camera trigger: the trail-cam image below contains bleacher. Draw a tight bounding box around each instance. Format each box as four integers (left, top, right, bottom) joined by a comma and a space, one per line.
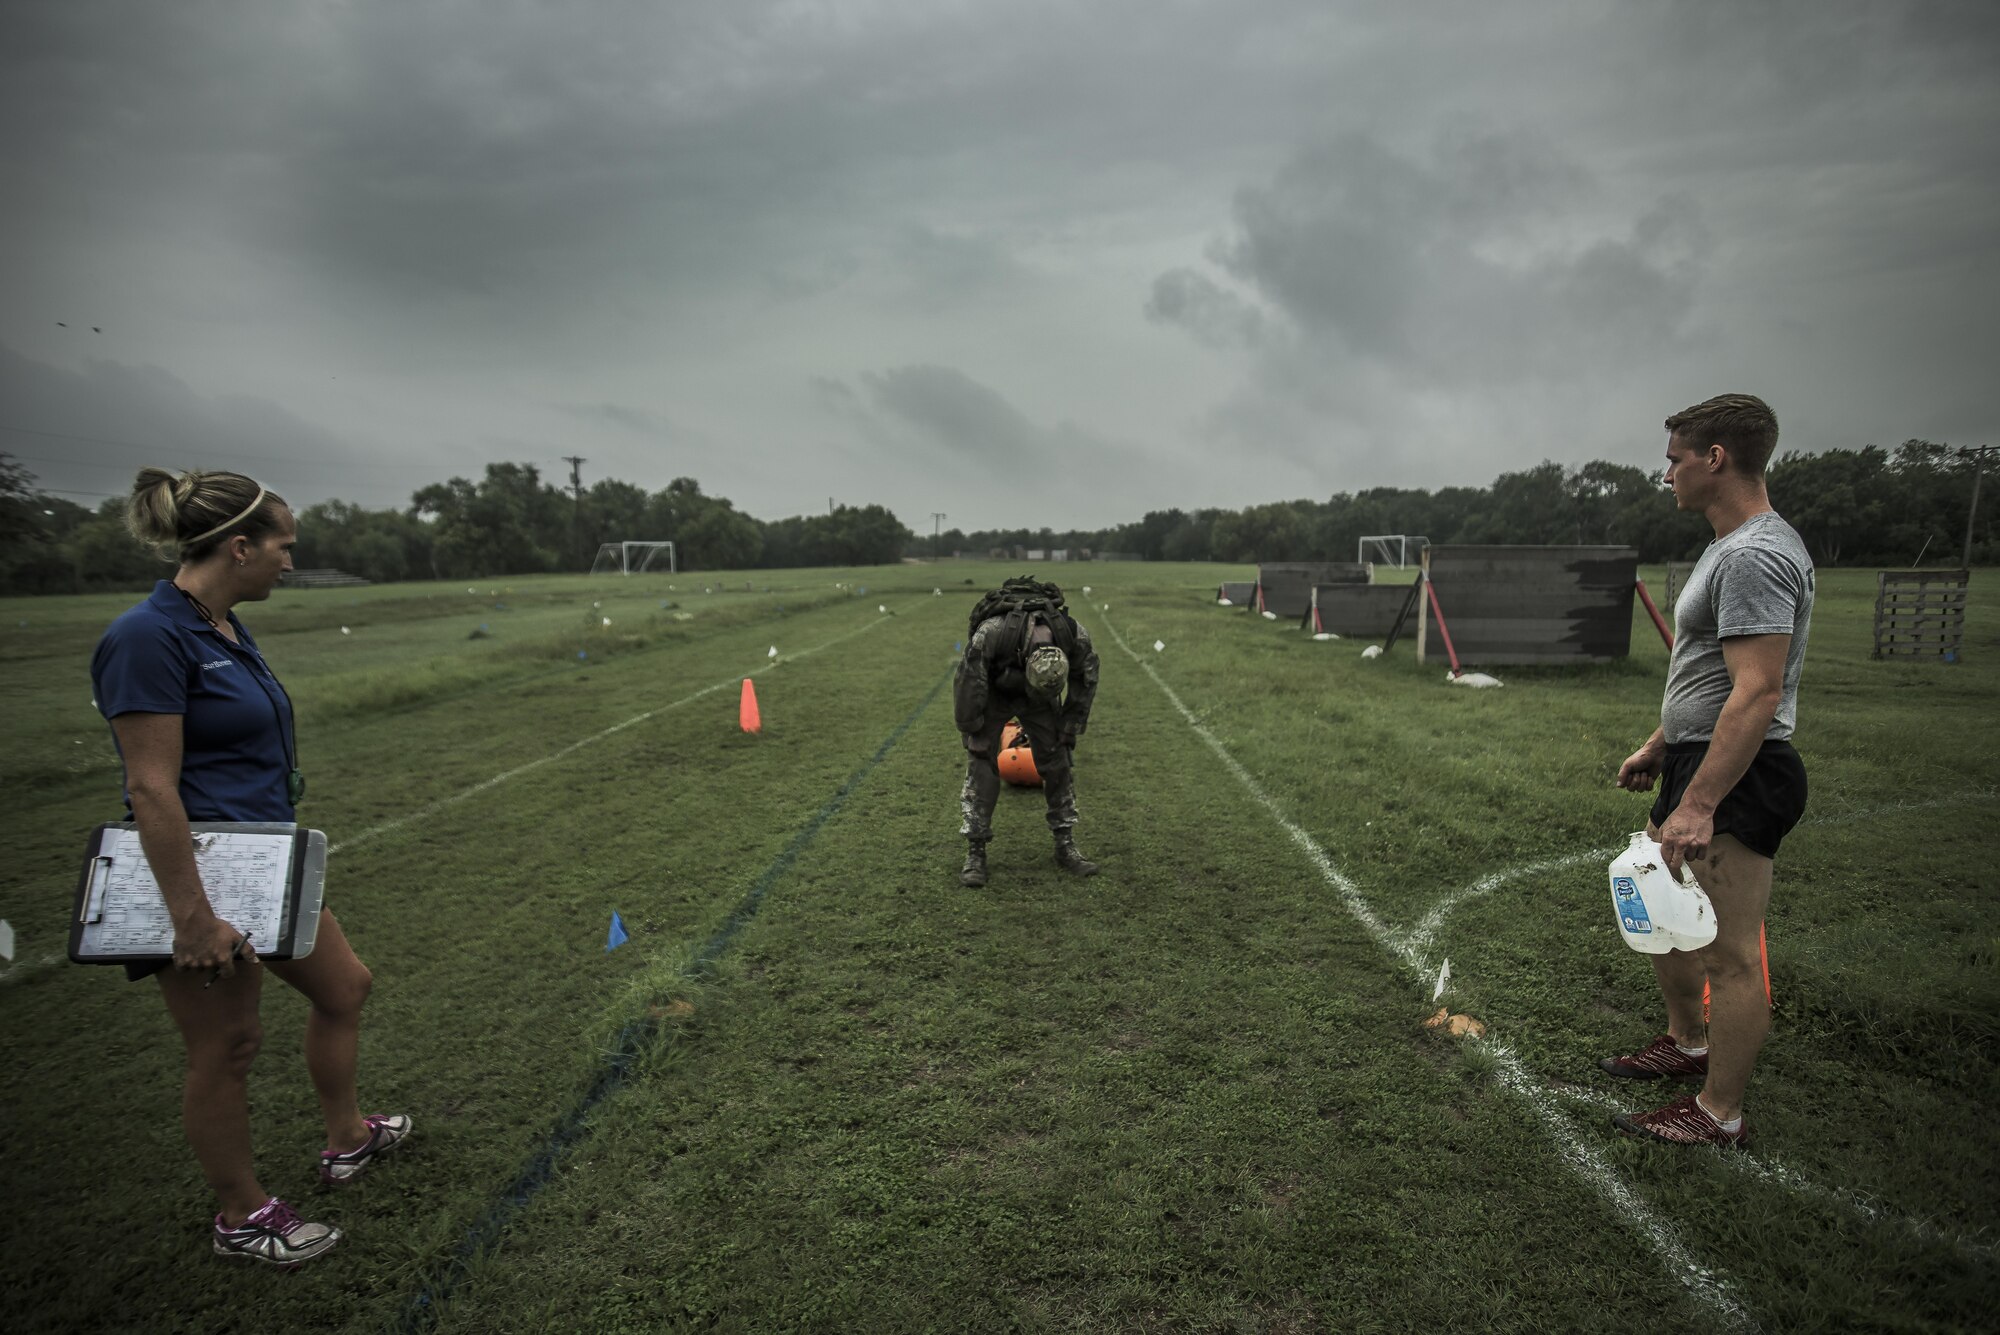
284, 568, 372, 588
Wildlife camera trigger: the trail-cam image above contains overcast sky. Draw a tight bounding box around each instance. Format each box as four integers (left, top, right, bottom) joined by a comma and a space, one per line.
4, 0, 1996, 532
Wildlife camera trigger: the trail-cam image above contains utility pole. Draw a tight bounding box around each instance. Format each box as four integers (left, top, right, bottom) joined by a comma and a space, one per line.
931, 512, 947, 563
1961, 445, 1996, 571
561, 455, 586, 570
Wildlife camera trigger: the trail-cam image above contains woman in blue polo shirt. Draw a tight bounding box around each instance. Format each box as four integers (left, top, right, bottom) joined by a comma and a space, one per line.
93, 467, 409, 1268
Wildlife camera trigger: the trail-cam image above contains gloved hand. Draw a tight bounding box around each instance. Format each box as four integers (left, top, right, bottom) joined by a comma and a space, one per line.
1059, 732, 1076, 750
964, 733, 991, 755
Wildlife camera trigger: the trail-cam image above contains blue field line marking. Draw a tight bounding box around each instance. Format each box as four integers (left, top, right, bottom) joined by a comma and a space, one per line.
393, 668, 952, 1334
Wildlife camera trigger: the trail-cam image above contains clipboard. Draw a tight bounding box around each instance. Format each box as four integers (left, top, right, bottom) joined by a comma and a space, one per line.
69, 822, 327, 964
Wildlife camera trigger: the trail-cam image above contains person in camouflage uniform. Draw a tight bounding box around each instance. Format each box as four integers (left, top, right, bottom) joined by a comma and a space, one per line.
954, 586, 1101, 886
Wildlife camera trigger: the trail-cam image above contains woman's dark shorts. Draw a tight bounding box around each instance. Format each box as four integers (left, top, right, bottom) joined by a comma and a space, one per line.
1651, 739, 1808, 859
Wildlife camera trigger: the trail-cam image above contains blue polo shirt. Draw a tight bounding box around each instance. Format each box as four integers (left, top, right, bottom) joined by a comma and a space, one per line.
92, 580, 298, 822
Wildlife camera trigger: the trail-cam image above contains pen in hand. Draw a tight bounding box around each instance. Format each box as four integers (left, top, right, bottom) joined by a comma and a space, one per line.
205, 933, 251, 989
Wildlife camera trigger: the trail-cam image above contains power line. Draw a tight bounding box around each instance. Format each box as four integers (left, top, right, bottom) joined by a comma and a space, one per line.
0, 423, 303, 468
3, 454, 136, 472
0, 422, 461, 476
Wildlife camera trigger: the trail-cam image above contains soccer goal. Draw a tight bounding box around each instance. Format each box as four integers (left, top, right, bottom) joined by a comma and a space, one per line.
590, 541, 677, 575
1357, 534, 1429, 568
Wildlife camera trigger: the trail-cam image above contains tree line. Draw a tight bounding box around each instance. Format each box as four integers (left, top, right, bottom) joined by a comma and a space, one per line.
921, 441, 1991, 572
1, 441, 1988, 595
0, 460, 911, 593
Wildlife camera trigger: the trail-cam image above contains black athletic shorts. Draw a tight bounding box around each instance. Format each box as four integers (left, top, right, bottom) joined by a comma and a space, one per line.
1651, 739, 1808, 859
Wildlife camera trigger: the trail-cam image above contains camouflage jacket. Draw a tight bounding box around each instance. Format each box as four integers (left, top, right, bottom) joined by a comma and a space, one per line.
953, 611, 1099, 738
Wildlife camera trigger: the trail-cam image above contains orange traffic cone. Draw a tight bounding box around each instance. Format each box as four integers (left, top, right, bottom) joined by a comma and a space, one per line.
1701, 921, 1771, 1021
739, 678, 761, 733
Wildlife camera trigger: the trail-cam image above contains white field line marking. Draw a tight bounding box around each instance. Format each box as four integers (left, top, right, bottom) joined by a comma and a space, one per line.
1402, 846, 1617, 970
1543, 1083, 2000, 1266
1099, 618, 1755, 1332
329, 615, 890, 856
1399, 789, 1998, 974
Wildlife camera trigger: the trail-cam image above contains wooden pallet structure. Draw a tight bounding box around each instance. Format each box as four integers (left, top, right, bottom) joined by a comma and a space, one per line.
1872, 569, 1969, 659
1662, 561, 1696, 612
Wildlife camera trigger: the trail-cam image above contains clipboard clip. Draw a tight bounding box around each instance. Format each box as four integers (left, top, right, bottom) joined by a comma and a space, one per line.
81, 856, 114, 924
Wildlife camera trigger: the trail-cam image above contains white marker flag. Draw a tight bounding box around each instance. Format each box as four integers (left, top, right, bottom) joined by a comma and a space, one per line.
1433, 957, 1451, 1002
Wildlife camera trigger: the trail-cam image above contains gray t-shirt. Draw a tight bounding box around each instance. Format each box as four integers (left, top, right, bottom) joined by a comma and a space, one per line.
1661, 511, 1815, 744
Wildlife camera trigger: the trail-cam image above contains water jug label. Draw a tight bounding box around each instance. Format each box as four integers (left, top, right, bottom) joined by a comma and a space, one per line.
1614, 875, 1652, 934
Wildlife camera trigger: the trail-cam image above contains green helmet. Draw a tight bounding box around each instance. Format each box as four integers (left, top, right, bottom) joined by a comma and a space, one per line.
1025, 644, 1069, 699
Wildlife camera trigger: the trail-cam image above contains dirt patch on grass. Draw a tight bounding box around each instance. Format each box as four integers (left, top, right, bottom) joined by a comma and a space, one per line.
1260, 1172, 1303, 1218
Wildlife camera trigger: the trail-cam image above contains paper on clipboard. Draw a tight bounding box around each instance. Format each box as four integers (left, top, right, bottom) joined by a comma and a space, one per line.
73, 825, 315, 960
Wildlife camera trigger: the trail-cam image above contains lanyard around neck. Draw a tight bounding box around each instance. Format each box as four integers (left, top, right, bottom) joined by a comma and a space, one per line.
174, 584, 297, 771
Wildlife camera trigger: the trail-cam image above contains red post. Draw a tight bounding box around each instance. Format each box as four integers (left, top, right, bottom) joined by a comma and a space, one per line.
1635, 578, 1674, 652
1423, 579, 1464, 677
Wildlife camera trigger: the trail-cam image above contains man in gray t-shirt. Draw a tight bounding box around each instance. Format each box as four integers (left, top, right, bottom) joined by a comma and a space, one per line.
1662, 513, 1814, 746
1605, 393, 1814, 1151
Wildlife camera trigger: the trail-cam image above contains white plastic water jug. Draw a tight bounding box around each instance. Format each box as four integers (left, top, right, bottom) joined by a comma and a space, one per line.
1607, 831, 1719, 954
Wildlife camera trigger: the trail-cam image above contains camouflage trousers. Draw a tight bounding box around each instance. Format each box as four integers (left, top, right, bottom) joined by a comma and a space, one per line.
959, 701, 1077, 842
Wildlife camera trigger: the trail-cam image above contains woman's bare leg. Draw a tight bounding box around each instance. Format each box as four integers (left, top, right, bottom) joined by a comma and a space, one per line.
266, 910, 373, 1152
157, 966, 269, 1225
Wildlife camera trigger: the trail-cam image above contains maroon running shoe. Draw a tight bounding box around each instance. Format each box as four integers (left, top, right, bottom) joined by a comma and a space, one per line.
1599, 1035, 1708, 1080
1613, 1093, 1750, 1149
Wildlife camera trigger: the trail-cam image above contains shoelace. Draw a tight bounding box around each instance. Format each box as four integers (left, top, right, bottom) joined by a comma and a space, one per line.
1645, 1098, 1721, 1138
250, 1199, 302, 1234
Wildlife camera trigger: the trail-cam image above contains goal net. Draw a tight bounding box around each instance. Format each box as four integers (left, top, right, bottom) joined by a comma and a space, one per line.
1357, 535, 1429, 568
590, 541, 677, 575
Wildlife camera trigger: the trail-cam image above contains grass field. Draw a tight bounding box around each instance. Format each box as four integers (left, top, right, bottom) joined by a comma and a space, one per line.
3, 561, 1996, 1333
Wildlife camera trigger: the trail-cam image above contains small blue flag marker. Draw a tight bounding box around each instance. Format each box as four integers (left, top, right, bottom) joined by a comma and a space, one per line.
578, 650, 588, 660
954, 641, 963, 651
606, 911, 629, 951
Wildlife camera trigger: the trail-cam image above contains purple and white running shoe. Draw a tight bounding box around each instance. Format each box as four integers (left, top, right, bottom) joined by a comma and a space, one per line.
319, 1113, 414, 1185
212, 1197, 340, 1267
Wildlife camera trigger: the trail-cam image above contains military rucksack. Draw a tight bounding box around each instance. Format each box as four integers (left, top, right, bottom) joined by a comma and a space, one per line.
968, 576, 1080, 665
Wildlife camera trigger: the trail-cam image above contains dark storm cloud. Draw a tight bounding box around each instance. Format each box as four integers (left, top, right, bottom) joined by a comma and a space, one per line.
0, 341, 437, 508
813, 363, 1185, 528
863, 366, 1041, 459
3, 0, 1997, 523
1159, 129, 1701, 382
554, 403, 678, 439
1144, 270, 1266, 350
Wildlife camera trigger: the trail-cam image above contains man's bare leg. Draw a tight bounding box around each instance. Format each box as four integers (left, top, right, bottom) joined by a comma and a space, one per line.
1644, 820, 1709, 1048
1687, 833, 1774, 1122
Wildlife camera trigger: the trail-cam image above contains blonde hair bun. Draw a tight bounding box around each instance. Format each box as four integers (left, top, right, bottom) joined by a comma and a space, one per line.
125, 467, 285, 561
